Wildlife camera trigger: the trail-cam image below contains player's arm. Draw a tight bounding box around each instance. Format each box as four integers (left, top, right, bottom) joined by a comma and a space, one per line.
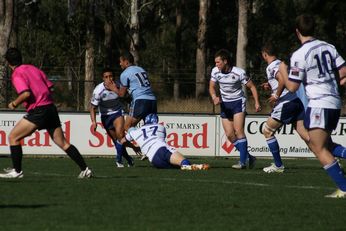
120, 132, 142, 155
246, 80, 261, 112
279, 62, 300, 92
8, 91, 30, 110
209, 80, 220, 105
89, 104, 98, 132
339, 65, 346, 86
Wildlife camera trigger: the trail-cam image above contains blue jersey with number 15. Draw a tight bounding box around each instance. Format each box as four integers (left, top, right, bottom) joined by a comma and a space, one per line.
120, 65, 156, 101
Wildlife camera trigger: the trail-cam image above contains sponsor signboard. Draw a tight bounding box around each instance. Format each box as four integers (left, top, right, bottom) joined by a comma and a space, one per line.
0, 112, 345, 158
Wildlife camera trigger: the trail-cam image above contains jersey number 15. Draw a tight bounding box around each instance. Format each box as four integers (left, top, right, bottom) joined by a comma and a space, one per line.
135, 72, 151, 87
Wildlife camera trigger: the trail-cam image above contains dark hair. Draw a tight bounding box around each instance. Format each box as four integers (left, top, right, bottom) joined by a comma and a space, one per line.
5, 48, 23, 66
215, 49, 232, 64
102, 67, 113, 75
296, 14, 315, 36
120, 51, 134, 64
261, 41, 277, 56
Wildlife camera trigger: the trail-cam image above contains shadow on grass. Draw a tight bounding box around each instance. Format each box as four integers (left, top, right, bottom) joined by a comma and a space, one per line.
0, 204, 54, 209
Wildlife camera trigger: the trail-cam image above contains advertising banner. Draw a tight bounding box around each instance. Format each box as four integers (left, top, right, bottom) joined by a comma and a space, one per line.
219, 115, 346, 158
0, 111, 345, 158
0, 112, 217, 156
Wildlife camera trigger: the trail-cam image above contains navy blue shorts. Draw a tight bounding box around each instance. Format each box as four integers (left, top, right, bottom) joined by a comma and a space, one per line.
24, 104, 61, 130
151, 147, 175, 169
275, 98, 305, 124
130, 99, 157, 120
220, 98, 246, 119
101, 110, 124, 130
304, 107, 340, 131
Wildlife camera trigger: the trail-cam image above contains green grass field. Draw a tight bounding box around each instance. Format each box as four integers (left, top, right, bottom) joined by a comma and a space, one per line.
0, 156, 346, 231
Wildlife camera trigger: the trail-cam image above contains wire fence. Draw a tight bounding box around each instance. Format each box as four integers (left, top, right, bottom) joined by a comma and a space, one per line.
1, 68, 346, 115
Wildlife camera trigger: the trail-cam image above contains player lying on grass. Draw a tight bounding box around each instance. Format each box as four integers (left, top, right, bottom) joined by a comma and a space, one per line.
121, 113, 209, 170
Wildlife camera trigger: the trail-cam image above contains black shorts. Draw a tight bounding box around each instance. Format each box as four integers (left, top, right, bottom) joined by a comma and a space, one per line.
24, 104, 61, 130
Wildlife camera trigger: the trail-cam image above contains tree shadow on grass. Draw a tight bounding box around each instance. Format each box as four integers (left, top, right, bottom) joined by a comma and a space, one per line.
0, 204, 55, 209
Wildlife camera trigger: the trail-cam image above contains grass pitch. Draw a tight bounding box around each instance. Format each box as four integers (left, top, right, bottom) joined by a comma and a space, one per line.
0, 156, 345, 231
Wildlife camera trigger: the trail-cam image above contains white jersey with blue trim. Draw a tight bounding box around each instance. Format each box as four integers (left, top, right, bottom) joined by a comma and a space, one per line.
120, 65, 156, 101
125, 124, 174, 161
266, 59, 297, 102
210, 66, 249, 102
289, 39, 345, 109
90, 82, 123, 116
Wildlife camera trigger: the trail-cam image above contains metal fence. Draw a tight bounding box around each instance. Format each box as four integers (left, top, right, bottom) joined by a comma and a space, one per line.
2, 68, 346, 115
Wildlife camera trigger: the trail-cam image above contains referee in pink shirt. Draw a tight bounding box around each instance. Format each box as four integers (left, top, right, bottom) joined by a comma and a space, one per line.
0, 48, 93, 179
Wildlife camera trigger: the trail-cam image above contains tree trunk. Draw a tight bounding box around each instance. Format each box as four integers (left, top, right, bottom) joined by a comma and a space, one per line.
174, 0, 184, 101
130, 0, 140, 64
195, 0, 209, 99
236, 0, 248, 97
104, 0, 113, 67
84, 0, 95, 111
0, 0, 14, 108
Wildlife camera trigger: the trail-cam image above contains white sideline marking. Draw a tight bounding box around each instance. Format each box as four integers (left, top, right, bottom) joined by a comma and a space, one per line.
29, 171, 334, 190
160, 177, 335, 190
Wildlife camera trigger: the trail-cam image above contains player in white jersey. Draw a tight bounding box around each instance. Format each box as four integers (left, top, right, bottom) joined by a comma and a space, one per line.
106, 51, 157, 131
90, 68, 134, 167
260, 42, 309, 173
209, 49, 261, 169
122, 114, 209, 170
284, 14, 346, 198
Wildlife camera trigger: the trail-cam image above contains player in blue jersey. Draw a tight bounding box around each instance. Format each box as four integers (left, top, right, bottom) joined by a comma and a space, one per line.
106, 51, 157, 131
284, 14, 346, 198
121, 114, 209, 170
209, 49, 261, 169
261, 42, 309, 173
90, 68, 134, 167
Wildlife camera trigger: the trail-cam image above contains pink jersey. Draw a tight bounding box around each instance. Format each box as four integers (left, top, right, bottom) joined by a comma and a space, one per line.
11, 64, 54, 111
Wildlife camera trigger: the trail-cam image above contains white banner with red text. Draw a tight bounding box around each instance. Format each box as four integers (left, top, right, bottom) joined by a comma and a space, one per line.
0, 111, 345, 158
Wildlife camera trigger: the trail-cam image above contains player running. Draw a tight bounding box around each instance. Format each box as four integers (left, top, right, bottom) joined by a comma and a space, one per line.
260, 42, 309, 173
209, 49, 261, 169
284, 14, 346, 198
0, 48, 92, 179
90, 68, 134, 168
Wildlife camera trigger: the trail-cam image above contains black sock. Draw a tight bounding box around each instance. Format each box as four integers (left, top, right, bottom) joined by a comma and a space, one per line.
10, 145, 23, 173
65, 145, 87, 171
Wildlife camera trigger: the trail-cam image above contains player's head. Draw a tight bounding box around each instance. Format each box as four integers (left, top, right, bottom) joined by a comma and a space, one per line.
144, 113, 159, 125
214, 49, 232, 72
119, 51, 134, 70
295, 14, 315, 37
102, 67, 114, 82
261, 42, 277, 61
5, 48, 23, 67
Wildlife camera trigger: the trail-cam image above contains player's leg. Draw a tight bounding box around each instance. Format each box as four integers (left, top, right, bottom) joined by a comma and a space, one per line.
305, 107, 346, 197
0, 118, 37, 177
262, 117, 285, 172
48, 127, 90, 175
294, 120, 310, 144
113, 115, 134, 166
328, 138, 346, 159
169, 151, 190, 166
308, 128, 346, 196
233, 111, 254, 168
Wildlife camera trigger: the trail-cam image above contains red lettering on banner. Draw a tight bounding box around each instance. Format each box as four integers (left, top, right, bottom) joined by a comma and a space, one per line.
0, 130, 7, 145
167, 123, 209, 149
167, 133, 179, 147
181, 133, 193, 148
27, 131, 43, 146
64, 121, 71, 143
193, 123, 208, 148
106, 135, 114, 147
89, 123, 104, 147
222, 140, 234, 154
